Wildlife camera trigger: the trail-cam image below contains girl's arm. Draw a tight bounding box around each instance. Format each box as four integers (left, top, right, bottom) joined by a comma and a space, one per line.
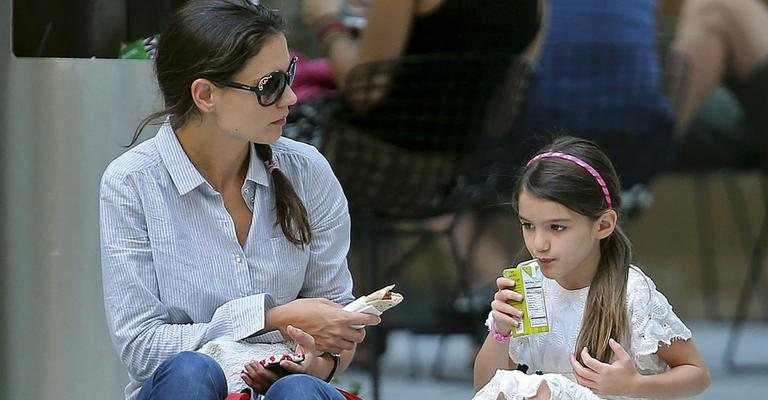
474, 276, 525, 390
303, 0, 416, 89
632, 338, 711, 398
473, 333, 517, 390
570, 338, 710, 399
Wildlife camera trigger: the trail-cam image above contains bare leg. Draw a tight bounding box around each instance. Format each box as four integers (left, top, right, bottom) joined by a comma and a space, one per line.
673, 0, 768, 128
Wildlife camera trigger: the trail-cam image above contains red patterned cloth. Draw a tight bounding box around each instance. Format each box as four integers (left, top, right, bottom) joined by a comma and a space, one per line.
224, 387, 363, 400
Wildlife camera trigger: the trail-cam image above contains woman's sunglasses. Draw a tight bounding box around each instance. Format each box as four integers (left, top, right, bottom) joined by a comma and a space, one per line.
213, 56, 297, 107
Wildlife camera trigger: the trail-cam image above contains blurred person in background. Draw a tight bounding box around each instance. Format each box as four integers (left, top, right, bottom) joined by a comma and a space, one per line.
517, 0, 675, 192
672, 0, 768, 170
301, 0, 541, 92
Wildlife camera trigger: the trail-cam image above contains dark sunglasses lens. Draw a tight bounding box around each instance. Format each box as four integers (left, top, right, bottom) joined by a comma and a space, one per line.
259, 72, 286, 106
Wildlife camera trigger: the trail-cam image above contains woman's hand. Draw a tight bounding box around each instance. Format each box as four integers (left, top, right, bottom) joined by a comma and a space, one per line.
490, 276, 524, 336
569, 338, 641, 397
302, 0, 344, 28
271, 298, 380, 354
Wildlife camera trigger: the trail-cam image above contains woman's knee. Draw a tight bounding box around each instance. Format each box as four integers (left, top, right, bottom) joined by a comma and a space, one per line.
160, 352, 227, 390
265, 374, 341, 400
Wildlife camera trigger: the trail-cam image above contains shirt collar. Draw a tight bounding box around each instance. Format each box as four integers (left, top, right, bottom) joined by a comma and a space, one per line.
156, 122, 272, 195
247, 143, 271, 188
155, 123, 207, 196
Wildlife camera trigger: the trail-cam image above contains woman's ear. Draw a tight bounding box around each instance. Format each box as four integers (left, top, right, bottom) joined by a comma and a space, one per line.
190, 78, 216, 113
595, 209, 618, 240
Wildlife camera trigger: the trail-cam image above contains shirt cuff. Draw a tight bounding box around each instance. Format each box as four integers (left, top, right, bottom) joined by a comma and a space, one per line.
227, 293, 274, 340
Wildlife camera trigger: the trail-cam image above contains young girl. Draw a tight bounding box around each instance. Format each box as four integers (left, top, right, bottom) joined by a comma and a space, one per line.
473, 136, 711, 400
100, 1, 377, 399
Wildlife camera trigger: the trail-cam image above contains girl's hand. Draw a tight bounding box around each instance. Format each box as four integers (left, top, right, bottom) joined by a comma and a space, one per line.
241, 326, 316, 394
272, 298, 379, 354
490, 276, 524, 336
569, 338, 640, 397
302, 0, 344, 27
241, 358, 283, 395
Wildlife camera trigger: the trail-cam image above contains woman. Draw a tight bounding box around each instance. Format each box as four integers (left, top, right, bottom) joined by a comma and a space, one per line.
99, 1, 378, 399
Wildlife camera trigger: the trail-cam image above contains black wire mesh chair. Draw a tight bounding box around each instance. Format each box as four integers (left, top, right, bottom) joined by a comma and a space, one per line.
316, 52, 534, 398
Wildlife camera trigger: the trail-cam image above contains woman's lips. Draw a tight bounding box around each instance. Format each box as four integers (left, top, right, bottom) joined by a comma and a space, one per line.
271, 117, 287, 126
538, 258, 554, 265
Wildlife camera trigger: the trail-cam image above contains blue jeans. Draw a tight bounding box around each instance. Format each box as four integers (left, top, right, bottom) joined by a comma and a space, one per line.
137, 351, 227, 400
263, 374, 346, 400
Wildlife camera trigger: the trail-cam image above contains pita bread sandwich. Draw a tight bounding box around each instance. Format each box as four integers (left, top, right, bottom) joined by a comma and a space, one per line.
343, 284, 403, 328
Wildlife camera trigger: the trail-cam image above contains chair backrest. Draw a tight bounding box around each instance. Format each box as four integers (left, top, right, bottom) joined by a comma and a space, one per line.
321, 52, 534, 219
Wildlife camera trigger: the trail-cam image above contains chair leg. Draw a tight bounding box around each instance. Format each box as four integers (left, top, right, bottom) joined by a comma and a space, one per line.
722, 177, 768, 372
722, 175, 768, 319
430, 334, 450, 379
694, 176, 722, 320
445, 210, 472, 299
408, 333, 420, 378
358, 210, 382, 400
723, 175, 757, 256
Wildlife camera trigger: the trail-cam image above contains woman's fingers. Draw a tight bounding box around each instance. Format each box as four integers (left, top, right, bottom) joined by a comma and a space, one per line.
287, 325, 316, 354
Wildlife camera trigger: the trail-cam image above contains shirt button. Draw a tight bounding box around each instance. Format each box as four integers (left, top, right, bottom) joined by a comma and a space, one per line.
234, 255, 243, 263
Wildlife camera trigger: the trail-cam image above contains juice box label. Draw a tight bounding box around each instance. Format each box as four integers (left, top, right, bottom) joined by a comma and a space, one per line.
502, 260, 549, 337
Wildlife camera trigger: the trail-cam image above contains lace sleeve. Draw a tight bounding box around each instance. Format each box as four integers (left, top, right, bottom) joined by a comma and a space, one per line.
627, 270, 692, 371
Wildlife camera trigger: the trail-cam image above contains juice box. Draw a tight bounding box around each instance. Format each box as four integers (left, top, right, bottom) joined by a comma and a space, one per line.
502, 260, 549, 337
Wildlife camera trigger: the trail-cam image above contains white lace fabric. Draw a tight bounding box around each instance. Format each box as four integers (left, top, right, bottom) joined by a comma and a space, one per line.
473, 370, 601, 400
197, 338, 295, 393
492, 267, 692, 400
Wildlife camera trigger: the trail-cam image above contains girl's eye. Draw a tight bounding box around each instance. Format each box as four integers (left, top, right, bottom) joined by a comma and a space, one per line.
520, 222, 533, 230
551, 224, 566, 231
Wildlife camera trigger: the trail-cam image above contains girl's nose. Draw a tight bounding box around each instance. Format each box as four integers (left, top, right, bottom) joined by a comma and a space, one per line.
533, 232, 550, 253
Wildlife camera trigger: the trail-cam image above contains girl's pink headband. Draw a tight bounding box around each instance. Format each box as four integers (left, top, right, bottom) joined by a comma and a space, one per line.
526, 151, 613, 209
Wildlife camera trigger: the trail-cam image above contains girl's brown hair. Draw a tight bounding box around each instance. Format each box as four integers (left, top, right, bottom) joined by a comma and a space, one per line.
129, 0, 310, 246
512, 136, 631, 364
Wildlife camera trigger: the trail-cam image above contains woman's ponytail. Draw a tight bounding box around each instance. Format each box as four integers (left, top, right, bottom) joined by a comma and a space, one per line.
255, 144, 312, 247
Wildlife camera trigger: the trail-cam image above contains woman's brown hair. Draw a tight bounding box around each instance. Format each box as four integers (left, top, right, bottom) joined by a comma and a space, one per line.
512, 136, 632, 364
129, 0, 310, 246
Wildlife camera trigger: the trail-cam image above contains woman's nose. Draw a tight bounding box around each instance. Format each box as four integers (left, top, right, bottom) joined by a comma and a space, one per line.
279, 84, 298, 107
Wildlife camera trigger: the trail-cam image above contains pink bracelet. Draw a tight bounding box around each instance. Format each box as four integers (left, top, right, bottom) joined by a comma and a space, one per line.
488, 317, 510, 343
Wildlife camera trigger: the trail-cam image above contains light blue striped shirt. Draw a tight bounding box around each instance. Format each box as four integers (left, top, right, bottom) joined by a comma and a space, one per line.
100, 123, 354, 399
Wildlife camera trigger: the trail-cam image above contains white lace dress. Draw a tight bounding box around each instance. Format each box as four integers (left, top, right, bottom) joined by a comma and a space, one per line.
474, 267, 692, 400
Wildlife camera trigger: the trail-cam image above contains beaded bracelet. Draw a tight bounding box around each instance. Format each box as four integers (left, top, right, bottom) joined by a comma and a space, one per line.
486, 313, 511, 343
